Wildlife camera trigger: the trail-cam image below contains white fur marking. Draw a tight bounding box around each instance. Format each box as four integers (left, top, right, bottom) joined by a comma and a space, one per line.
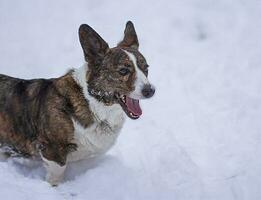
70, 64, 125, 162
123, 50, 151, 99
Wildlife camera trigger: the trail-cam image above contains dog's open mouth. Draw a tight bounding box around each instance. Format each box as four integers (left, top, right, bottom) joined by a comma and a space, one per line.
116, 95, 142, 119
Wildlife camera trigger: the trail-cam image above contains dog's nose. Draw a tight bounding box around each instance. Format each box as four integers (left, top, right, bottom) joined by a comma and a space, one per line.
142, 85, 155, 98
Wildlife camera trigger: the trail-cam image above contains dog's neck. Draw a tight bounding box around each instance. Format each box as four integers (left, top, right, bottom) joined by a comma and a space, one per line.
74, 63, 115, 106
71, 63, 125, 124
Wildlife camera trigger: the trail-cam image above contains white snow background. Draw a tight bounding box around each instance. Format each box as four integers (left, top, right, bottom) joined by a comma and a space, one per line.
0, 0, 261, 199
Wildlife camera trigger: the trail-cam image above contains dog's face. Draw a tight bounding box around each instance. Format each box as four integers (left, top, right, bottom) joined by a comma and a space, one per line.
79, 21, 155, 119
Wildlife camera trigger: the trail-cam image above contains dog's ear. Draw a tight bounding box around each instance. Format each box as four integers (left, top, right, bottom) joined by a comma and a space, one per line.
79, 24, 109, 66
118, 21, 139, 49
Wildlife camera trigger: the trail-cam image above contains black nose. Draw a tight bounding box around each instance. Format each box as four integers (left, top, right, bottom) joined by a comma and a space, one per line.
142, 85, 155, 98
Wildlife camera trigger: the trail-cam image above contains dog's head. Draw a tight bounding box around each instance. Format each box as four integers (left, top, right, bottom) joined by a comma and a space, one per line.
79, 21, 155, 119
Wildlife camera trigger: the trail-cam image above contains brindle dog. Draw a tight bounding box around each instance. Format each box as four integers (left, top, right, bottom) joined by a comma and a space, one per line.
0, 21, 155, 185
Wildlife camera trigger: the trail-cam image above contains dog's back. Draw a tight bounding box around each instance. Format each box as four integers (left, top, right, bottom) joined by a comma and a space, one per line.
0, 75, 55, 156
0, 74, 20, 103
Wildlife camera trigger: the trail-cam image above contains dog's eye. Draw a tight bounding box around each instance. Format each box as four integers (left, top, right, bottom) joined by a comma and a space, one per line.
119, 68, 130, 76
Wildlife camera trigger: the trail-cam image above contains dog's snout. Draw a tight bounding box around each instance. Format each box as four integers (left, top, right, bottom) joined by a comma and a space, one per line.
142, 85, 155, 98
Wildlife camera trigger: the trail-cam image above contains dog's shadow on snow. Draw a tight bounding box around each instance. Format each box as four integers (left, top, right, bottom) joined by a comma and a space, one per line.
7, 155, 118, 182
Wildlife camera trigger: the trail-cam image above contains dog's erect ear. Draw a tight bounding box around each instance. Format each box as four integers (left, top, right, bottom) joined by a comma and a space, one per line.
79, 24, 109, 66
118, 21, 139, 49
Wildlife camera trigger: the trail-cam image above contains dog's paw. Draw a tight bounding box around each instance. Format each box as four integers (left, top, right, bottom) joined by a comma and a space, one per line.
46, 174, 63, 187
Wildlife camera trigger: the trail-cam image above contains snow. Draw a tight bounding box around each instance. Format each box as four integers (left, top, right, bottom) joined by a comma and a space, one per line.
0, 0, 261, 199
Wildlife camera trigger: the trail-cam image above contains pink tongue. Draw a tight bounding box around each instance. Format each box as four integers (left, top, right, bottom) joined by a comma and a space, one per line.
126, 97, 142, 116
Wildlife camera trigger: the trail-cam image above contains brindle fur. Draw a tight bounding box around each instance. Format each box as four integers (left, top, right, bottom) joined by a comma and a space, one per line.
0, 72, 95, 165
0, 21, 150, 177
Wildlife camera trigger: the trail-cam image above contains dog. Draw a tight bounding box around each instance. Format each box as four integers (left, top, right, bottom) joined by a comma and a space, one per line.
0, 21, 155, 186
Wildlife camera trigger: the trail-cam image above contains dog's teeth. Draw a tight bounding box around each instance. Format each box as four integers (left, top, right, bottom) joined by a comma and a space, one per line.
130, 112, 138, 118
122, 96, 126, 103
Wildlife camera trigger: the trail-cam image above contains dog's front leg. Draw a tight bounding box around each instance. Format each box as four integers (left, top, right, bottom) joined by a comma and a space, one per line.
39, 143, 68, 186
42, 156, 66, 186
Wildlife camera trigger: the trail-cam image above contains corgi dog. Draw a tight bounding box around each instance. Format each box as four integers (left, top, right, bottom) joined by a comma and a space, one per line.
0, 21, 155, 186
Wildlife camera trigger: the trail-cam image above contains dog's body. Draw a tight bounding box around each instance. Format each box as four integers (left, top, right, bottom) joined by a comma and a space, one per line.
0, 21, 155, 185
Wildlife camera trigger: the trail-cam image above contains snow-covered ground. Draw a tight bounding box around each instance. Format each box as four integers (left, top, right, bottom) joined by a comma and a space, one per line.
0, 0, 261, 199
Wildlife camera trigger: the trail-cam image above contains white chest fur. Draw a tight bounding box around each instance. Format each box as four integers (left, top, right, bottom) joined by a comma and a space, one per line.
67, 64, 126, 162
